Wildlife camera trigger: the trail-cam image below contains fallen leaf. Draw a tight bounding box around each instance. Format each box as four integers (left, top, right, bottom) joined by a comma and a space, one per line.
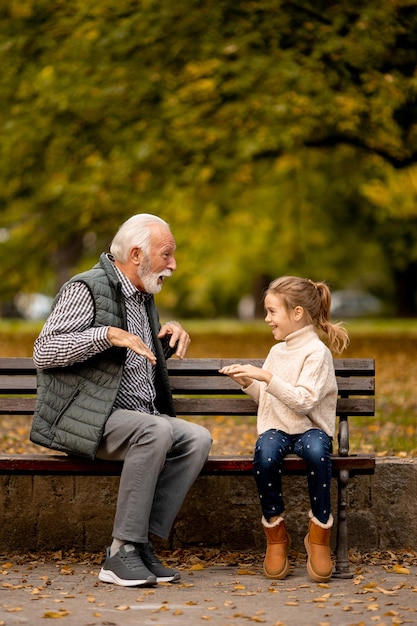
60, 567, 74, 576
42, 610, 70, 618
2, 582, 23, 589
376, 586, 397, 595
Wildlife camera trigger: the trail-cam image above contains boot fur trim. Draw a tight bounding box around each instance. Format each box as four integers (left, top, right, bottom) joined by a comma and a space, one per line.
308, 510, 333, 529
262, 515, 285, 528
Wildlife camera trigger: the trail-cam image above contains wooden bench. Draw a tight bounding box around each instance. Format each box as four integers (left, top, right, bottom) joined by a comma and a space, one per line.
0, 356, 375, 578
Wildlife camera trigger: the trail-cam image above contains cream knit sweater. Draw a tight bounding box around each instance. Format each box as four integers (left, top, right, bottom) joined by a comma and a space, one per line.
243, 325, 337, 438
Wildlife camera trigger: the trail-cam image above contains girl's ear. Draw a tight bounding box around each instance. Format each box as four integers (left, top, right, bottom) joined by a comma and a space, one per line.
293, 305, 304, 321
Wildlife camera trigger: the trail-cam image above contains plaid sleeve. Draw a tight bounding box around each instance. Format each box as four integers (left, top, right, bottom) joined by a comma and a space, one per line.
33, 281, 112, 369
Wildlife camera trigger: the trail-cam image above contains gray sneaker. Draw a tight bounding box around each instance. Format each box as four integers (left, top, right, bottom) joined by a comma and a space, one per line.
99, 544, 157, 587
138, 543, 181, 582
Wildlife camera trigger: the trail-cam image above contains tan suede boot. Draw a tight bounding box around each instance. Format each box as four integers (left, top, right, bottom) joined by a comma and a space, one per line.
262, 515, 291, 580
304, 511, 333, 582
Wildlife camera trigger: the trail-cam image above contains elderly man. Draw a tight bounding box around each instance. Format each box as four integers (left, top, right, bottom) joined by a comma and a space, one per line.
31, 214, 212, 587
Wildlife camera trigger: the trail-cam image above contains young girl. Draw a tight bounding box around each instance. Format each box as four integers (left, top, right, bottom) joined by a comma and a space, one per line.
220, 276, 349, 582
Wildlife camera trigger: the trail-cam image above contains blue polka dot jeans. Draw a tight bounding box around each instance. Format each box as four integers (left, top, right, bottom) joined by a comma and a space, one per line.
253, 428, 333, 525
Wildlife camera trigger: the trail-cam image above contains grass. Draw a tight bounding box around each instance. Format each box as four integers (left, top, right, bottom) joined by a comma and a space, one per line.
1, 317, 416, 457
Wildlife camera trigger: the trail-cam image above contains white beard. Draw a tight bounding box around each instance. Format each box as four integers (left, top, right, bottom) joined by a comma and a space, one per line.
138, 257, 172, 294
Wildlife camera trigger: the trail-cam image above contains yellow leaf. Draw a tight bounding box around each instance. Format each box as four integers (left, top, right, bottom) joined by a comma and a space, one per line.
393, 564, 410, 575
42, 610, 70, 618
364, 581, 378, 589
115, 605, 130, 611
190, 563, 204, 571
376, 586, 397, 595
173, 609, 183, 615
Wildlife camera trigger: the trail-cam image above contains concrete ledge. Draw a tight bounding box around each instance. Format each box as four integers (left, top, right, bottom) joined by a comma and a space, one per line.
1, 458, 416, 553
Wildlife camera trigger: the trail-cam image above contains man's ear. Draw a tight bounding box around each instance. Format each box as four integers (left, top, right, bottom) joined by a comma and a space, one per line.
130, 246, 144, 266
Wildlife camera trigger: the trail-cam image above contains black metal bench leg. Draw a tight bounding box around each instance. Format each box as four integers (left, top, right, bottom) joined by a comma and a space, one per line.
333, 468, 353, 579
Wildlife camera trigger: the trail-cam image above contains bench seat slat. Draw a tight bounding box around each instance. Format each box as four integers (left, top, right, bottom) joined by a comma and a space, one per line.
0, 453, 375, 476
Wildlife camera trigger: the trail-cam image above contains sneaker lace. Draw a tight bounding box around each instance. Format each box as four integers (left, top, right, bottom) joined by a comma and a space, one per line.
121, 547, 146, 569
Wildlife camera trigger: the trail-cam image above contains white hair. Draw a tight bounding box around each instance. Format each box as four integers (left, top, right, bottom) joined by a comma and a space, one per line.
109, 214, 170, 263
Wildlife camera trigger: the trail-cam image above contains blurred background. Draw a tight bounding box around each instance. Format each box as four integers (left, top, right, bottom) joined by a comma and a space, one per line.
1, 1, 416, 455
1, 0, 417, 320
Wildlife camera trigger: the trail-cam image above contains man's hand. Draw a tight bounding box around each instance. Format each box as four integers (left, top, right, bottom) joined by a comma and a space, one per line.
107, 327, 157, 365
158, 321, 191, 359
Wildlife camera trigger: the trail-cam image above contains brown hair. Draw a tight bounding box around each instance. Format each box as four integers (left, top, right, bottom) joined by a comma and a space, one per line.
266, 276, 349, 354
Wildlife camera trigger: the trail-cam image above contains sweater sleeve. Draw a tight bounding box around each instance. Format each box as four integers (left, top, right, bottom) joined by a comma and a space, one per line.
242, 379, 262, 404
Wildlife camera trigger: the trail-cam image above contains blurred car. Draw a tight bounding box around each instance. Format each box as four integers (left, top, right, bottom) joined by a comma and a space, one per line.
13, 293, 53, 320
330, 290, 382, 318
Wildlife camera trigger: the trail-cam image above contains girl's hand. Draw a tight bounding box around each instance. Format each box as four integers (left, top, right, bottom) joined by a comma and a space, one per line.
219, 363, 272, 386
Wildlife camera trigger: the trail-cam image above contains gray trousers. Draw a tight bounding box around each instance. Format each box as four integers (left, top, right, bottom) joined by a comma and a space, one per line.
96, 409, 212, 543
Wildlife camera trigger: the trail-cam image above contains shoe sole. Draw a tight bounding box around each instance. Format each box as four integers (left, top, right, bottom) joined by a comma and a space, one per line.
98, 568, 157, 587
156, 572, 181, 583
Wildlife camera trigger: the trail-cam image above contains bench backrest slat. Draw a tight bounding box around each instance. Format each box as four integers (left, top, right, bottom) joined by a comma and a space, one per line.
0, 357, 375, 419
0, 375, 38, 393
